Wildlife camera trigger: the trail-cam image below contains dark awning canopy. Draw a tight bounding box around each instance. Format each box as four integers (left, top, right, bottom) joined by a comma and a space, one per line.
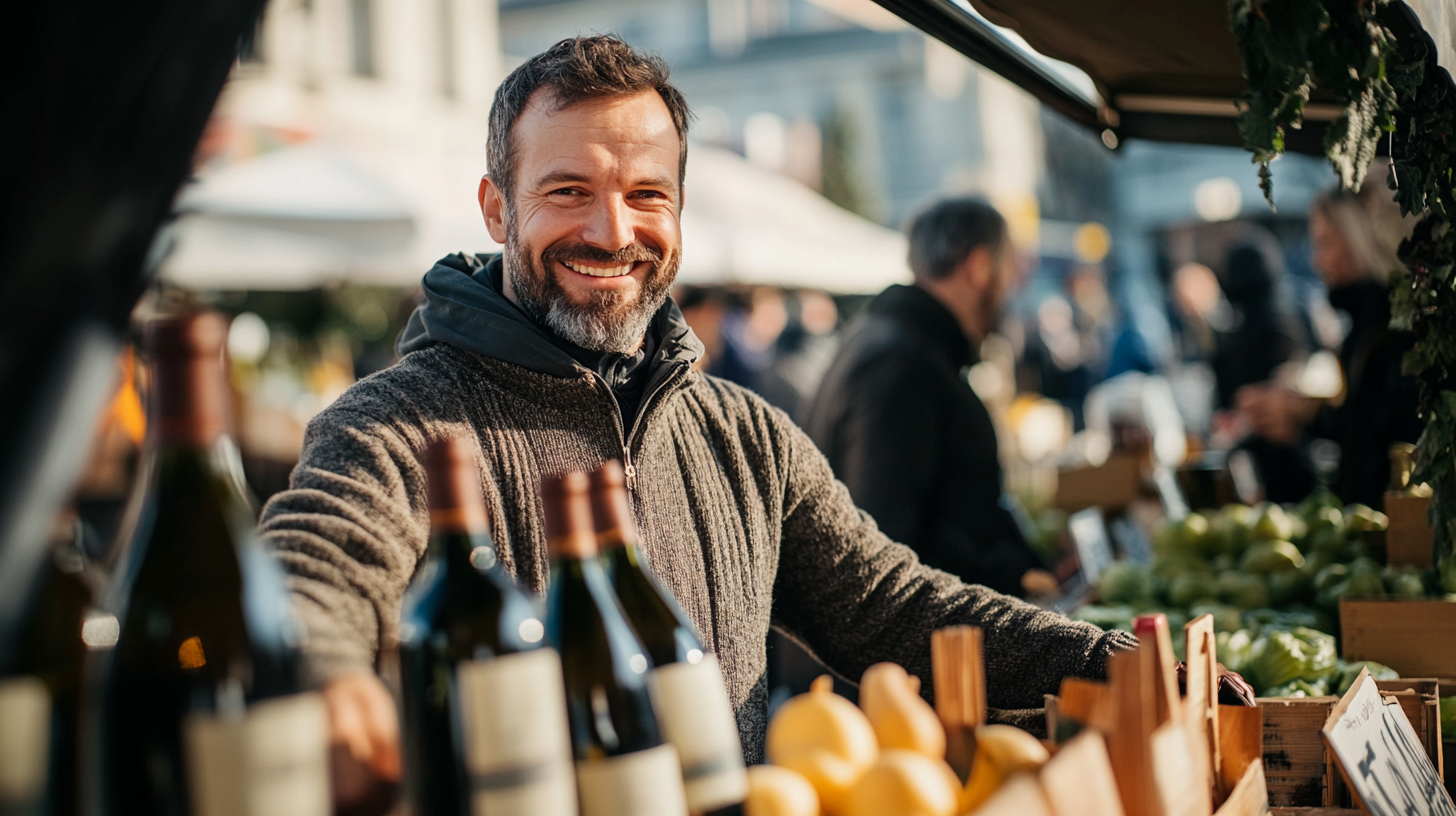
872, 0, 1456, 152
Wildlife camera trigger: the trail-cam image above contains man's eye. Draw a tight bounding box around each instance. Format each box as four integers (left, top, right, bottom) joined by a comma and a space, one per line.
549, 188, 581, 197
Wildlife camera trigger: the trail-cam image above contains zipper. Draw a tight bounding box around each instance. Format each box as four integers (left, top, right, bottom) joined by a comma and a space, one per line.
588, 362, 689, 493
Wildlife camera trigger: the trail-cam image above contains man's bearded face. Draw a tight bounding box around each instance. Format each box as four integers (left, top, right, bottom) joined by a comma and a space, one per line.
487, 89, 686, 354
505, 221, 679, 353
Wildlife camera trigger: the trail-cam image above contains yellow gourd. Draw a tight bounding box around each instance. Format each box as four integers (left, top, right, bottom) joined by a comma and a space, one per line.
745, 765, 820, 816
858, 662, 946, 760
841, 749, 960, 816
767, 676, 878, 815
959, 724, 1050, 813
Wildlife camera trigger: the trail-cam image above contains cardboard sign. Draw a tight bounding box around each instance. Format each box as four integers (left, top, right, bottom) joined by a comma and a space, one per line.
1069, 507, 1115, 586
1322, 669, 1456, 816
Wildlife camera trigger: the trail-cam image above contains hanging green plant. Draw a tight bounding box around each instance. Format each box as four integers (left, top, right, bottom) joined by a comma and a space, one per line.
1228, 0, 1456, 582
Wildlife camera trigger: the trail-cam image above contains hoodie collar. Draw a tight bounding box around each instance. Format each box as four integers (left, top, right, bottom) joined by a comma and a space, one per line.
397, 253, 704, 379
867, 283, 977, 369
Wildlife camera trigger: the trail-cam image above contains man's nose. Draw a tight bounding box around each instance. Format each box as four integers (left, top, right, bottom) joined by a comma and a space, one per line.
581, 194, 635, 251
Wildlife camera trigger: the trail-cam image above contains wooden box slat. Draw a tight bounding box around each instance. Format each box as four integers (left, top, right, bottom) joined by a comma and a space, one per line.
1341, 599, 1456, 678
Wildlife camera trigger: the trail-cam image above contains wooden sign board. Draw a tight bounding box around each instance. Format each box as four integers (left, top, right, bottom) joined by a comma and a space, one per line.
1322, 669, 1456, 816
1055, 454, 1142, 512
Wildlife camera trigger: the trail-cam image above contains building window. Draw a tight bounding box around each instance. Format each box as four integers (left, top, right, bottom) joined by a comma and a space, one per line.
349, 0, 377, 77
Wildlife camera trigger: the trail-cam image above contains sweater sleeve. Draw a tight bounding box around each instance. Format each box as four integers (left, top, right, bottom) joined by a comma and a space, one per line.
257, 403, 430, 688
772, 415, 1136, 709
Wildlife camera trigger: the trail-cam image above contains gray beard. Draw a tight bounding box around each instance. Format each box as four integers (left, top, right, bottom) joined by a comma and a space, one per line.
504, 228, 678, 354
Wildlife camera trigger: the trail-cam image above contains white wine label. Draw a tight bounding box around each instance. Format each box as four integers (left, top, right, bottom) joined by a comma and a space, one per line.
456, 649, 577, 816
0, 676, 50, 805
185, 692, 329, 816
575, 744, 687, 816
649, 656, 747, 811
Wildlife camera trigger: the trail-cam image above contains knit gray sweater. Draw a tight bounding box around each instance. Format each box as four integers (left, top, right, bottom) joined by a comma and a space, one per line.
259, 253, 1136, 762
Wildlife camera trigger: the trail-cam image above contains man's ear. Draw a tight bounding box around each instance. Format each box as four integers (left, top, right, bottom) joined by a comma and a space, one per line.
957, 245, 995, 292
479, 176, 508, 244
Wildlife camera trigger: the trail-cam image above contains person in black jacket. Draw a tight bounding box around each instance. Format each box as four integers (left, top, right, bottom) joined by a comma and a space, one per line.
805, 197, 1052, 597
1238, 185, 1421, 508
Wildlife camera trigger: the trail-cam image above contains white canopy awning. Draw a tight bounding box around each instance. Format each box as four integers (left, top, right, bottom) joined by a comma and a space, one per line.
161, 140, 909, 294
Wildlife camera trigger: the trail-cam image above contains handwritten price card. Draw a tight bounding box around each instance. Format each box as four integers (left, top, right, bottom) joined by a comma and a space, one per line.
1322, 667, 1455, 816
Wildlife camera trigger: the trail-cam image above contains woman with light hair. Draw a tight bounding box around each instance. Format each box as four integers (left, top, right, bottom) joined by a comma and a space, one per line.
1238, 174, 1422, 507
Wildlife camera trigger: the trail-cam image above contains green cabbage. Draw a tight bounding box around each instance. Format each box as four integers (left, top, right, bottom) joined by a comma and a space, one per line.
1247, 627, 1337, 693
1240, 540, 1305, 573
1333, 660, 1399, 696
1216, 629, 1257, 675
1216, 571, 1270, 610
1073, 604, 1135, 632
1099, 561, 1156, 606
1169, 572, 1216, 608
1262, 678, 1331, 698
1441, 697, 1456, 739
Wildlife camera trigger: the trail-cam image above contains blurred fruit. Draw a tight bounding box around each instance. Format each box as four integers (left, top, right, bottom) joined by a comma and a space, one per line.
859, 663, 944, 760
1268, 569, 1314, 606
1343, 504, 1388, 533
1240, 540, 1306, 573
1383, 565, 1428, 600
767, 675, 878, 815
1253, 503, 1297, 542
1169, 572, 1216, 608
1312, 564, 1349, 596
746, 766, 820, 816
842, 750, 959, 816
1216, 571, 1270, 610
960, 725, 1049, 813
1097, 561, 1156, 606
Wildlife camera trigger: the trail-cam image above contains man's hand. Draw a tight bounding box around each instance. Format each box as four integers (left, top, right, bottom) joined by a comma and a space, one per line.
1236, 384, 1317, 446
323, 672, 402, 812
1020, 569, 1061, 598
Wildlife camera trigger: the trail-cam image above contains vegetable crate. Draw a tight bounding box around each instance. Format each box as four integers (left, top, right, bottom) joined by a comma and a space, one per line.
1259, 697, 1343, 808
1340, 598, 1456, 678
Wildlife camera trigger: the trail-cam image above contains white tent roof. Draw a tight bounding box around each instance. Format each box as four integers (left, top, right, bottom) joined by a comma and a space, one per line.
161, 140, 909, 294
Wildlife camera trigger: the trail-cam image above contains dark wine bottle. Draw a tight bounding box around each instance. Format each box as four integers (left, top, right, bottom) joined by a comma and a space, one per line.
542, 471, 686, 816
0, 528, 90, 816
399, 436, 575, 816
98, 313, 327, 816
591, 462, 746, 816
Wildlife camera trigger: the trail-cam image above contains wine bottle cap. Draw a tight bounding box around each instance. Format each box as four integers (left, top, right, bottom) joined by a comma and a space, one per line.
589, 460, 638, 550
421, 436, 490, 533
145, 312, 229, 446
541, 471, 597, 559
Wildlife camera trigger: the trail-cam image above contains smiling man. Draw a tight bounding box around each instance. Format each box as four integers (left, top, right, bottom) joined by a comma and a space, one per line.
259, 36, 1136, 806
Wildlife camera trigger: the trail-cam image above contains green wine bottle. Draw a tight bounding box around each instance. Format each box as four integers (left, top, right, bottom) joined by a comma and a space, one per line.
0, 530, 90, 816
591, 462, 746, 816
543, 471, 686, 816
399, 436, 575, 816
98, 313, 327, 816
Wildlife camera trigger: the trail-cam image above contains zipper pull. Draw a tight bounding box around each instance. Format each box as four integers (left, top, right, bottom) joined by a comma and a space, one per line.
622, 448, 637, 491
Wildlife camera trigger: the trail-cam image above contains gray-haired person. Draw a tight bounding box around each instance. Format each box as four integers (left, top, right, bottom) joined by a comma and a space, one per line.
259, 37, 1136, 807
806, 198, 1055, 599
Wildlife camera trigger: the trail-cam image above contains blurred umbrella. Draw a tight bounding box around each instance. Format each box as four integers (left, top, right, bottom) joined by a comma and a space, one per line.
162, 143, 417, 290
678, 145, 910, 293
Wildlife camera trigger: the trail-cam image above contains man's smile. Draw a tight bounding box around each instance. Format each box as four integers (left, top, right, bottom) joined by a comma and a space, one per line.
557, 259, 646, 279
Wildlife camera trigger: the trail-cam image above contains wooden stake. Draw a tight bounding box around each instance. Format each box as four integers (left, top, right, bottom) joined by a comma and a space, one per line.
932, 626, 984, 782
1183, 614, 1222, 801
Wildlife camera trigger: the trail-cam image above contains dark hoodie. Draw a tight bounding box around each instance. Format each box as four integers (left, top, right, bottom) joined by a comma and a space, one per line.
398, 252, 698, 425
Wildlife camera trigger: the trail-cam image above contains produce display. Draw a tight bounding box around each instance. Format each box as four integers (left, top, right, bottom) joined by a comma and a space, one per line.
751, 669, 1049, 816
1073, 494, 1434, 696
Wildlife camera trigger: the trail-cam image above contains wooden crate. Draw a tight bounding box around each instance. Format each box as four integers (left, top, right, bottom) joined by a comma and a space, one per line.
1385, 493, 1433, 568
1259, 697, 1342, 808
1340, 598, 1456, 678
1054, 454, 1141, 511
1373, 679, 1442, 776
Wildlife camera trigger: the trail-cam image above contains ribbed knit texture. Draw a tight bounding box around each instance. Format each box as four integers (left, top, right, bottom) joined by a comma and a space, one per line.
260, 342, 1136, 761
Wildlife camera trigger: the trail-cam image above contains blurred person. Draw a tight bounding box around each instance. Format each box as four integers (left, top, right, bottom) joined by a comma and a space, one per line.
1238, 182, 1421, 507
1211, 235, 1314, 502
755, 289, 840, 423
256, 38, 1147, 809
712, 285, 787, 387
805, 197, 1054, 598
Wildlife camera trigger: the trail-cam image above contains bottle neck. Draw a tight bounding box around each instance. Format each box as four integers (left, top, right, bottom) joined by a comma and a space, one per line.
151, 353, 227, 448
429, 524, 499, 576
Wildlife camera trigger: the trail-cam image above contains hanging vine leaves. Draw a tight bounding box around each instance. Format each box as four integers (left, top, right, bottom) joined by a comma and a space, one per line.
1230, 0, 1456, 579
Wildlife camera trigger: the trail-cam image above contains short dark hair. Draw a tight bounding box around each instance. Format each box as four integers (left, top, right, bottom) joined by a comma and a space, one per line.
487, 36, 692, 210
905, 197, 1008, 281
